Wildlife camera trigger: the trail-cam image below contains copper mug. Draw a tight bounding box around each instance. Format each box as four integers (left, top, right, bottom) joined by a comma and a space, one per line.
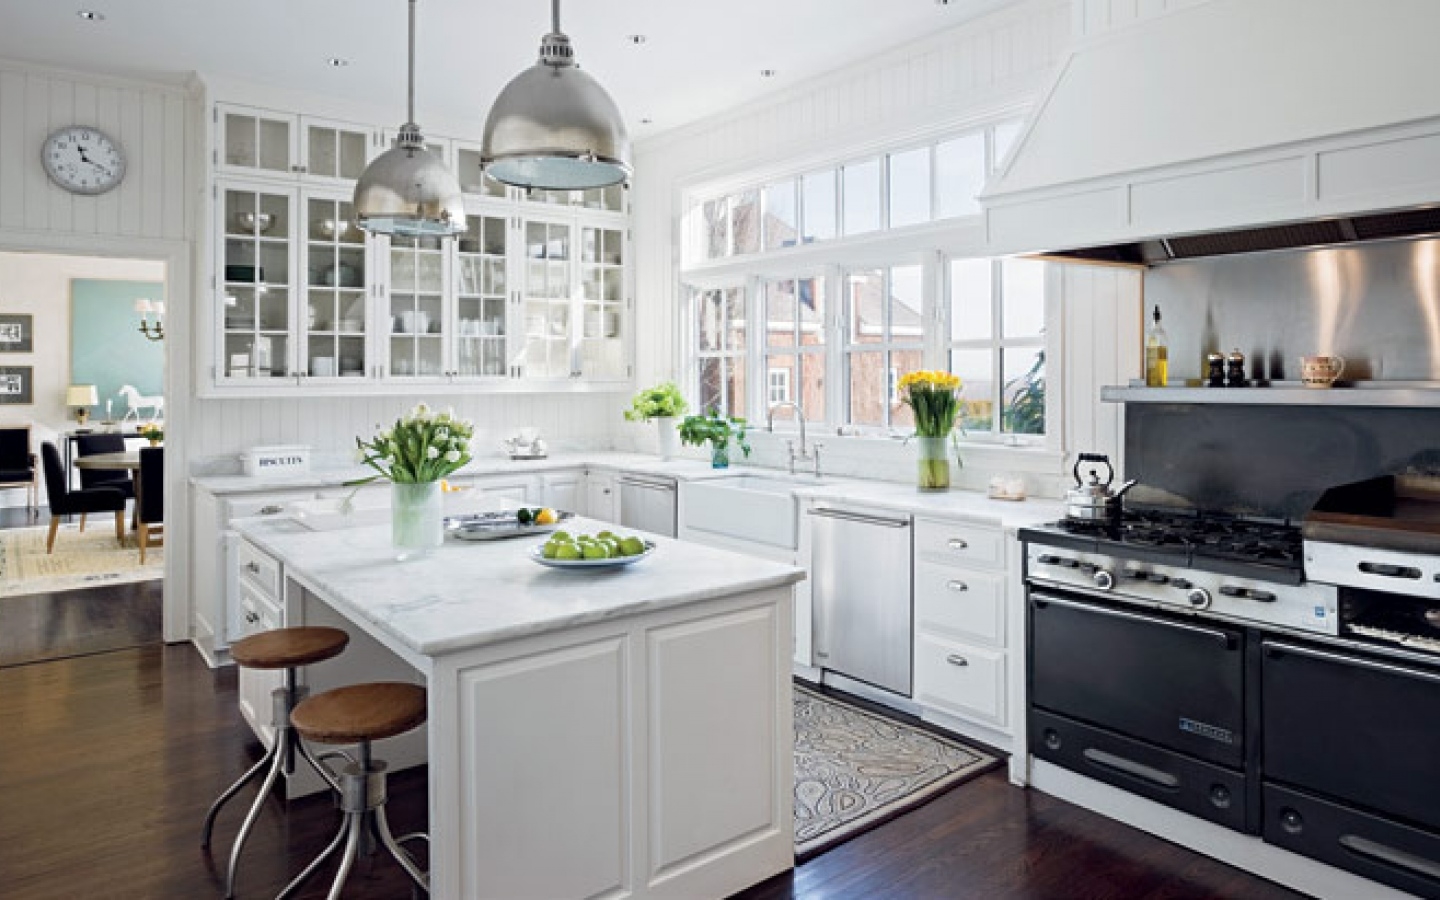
1300, 354, 1345, 388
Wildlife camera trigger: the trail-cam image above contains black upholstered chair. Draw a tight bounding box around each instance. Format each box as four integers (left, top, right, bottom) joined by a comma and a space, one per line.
40, 442, 126, 554
0, 425, 37, 511
75, 433, 135, 500
137, 446, 163, 563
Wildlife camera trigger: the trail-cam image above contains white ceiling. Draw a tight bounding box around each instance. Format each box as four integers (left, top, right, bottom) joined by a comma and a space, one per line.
0, 0, 1013, 139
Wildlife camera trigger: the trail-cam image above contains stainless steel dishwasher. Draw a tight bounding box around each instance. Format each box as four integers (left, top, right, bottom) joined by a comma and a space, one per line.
617, 474, 678, 538
809, 506, 913, 697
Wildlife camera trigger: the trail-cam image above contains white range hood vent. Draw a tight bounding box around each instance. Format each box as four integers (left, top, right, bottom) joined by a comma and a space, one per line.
980, 0, 1440, 260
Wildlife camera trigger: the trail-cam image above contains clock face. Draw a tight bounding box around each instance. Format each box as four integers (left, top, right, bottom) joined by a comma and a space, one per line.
42, 126, 126, 195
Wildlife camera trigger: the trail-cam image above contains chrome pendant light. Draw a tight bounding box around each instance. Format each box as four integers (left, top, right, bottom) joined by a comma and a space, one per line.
481, 0, 632, 191
354, 0, 465, 237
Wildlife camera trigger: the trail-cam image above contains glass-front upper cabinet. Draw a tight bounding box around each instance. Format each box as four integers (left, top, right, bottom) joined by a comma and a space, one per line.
303, 118, 372, 182
220, 186, 295, 380
302, 195, 368, 380
218, 104, 372, 181
385, 234, 447, 378
455, 214, 509, 378
533, 185, 625, 212
220, 108, 294, 176
578, 225, 626, 378
519, 220, 573, 378
455, 145, 511, 199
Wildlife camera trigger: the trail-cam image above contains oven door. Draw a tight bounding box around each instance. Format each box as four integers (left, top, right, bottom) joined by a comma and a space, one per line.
1030, 591, 1247, 769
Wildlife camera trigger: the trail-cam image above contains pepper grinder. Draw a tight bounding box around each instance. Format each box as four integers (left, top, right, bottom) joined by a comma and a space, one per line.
1226, 349, 1247, 387
1206, 353, 1226, 388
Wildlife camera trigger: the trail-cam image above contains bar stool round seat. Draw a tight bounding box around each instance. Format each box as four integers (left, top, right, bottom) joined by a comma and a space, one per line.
231, 625, 349, 670
279, 681, 431, 899
201, 626, 351, 898
290, 681, 428, 744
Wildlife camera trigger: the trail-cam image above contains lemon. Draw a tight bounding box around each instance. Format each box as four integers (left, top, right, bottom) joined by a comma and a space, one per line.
554, 543, 582, 561
535, 508, 558, 525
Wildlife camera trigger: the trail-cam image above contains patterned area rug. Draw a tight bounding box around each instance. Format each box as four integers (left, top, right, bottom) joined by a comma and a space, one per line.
0, 523, 163, 598
794, 686, 999, 859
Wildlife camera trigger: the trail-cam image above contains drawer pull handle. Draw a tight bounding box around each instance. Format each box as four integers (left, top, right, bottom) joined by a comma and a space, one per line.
259, 505, 284, 515
244, 611, 259, 624
947, 580, 969, 593
948, 538, 968, 550
244, 561, 261, 574
946, 654, 969, 667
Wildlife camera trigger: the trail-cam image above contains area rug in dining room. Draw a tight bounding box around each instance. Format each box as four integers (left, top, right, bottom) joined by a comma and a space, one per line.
794, 685, 999, 860
0, 524, 162, 598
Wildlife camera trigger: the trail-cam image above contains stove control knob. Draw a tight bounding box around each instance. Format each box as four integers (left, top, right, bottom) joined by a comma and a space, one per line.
1092, 570, 1115, 590
1187, 588, 1212, 610
1171, 579, 1193, 590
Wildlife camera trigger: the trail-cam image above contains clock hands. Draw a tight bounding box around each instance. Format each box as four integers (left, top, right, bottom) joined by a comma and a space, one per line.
73, 145, 114, 179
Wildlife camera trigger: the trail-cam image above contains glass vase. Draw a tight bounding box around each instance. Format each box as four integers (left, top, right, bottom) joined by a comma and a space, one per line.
711, 443, 731, 469
392, 481, 444, 556
916, 436, 951, 492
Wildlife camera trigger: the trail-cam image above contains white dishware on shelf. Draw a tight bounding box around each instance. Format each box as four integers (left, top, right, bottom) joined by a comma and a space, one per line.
311, 357, 336, 377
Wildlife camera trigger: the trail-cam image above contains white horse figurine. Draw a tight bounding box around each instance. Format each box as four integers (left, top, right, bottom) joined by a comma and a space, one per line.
118, 384, 164, 423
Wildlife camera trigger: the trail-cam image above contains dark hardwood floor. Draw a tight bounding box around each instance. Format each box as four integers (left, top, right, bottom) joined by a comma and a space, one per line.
0, 579, 162, 667
0, 643, 1311, 900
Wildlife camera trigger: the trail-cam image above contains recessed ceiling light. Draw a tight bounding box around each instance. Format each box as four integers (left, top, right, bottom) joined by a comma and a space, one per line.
76, 9, 105, 21
326, 57, 350, 68
640, 117, 654, 125
626, 34, 647, 45
760, 69, 778, 78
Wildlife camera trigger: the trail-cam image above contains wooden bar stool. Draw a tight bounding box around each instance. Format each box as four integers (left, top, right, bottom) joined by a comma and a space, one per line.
278, 681, 430, 900
200, 626, 350, 899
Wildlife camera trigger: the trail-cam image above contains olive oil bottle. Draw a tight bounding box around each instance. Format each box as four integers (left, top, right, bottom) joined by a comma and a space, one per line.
1145, 305, 1169, 387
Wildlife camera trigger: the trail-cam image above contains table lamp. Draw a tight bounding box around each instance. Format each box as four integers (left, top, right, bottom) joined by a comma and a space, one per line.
66, 384, 98, 427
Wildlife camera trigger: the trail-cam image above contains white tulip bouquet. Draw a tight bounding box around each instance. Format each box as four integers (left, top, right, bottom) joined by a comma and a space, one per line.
355, 403, 475, 484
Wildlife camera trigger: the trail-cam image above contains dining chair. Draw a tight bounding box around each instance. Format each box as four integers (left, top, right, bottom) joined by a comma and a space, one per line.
40, 442, 126, 553
137, 446, 163, 563
75, 433, 135, 500
0, 425, 37, 512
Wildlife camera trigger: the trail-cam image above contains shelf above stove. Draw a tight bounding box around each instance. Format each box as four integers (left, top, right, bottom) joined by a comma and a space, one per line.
1102, 382, 1440, 407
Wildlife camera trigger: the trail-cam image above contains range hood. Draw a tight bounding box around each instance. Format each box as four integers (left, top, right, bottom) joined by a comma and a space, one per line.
980, 0, 1440, 262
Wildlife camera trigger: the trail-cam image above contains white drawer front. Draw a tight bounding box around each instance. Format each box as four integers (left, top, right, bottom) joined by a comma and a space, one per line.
237, 540, 281, 602
236, 579, 279, 639
915, 562, 1006, 647
914, 519, 1004, 570
914, 634, 1007, 727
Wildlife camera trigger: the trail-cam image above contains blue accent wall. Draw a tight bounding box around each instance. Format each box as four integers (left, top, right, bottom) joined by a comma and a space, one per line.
71, 278, 164, 421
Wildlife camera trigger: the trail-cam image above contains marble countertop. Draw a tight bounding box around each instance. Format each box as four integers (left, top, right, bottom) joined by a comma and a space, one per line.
234, 511, 806, 659
789, 480, 1065, 531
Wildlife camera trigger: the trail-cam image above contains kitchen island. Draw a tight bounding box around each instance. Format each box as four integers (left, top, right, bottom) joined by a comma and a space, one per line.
232, 510, 804, 899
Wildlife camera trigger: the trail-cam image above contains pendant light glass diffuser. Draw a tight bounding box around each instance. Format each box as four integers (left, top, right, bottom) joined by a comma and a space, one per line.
354, 0, 465, 237
481, 0, 631, 191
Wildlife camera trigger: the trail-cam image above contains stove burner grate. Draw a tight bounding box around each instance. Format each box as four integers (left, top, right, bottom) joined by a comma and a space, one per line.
1057, 509, 1303, 571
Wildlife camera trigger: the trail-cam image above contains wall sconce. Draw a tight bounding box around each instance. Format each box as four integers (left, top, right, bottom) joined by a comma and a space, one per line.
66, 384, 99, 426
136, 298, 165, 341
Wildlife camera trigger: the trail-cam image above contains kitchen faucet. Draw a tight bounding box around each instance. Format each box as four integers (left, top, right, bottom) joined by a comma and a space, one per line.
767, 401, 823, 476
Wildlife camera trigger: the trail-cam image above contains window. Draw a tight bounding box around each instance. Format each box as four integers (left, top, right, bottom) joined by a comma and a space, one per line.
693, 287, 746, 418
845, 265, 924, 429
841, 159, 881, 236
935, 132, 986, 220
801, 170, 837, 243
767, 368, 791, 404
887, 147, 931, 229
763, 276, 826, 424
947, 257, 1046, 438
763, 180, 798, 251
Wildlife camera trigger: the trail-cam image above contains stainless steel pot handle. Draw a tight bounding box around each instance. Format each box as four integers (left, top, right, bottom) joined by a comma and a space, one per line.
1032, 593, 1237, 648
1264, 640, 1440, 686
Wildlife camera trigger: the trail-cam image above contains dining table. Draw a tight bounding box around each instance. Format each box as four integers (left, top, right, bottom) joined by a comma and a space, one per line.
73, 450, 143, 529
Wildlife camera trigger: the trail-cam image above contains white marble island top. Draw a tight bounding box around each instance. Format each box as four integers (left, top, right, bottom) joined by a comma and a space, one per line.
233, 513, 806, 660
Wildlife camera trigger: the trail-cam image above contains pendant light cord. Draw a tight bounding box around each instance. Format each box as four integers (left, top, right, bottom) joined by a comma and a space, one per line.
407, 0, 417, 125
551, 0, 561, 35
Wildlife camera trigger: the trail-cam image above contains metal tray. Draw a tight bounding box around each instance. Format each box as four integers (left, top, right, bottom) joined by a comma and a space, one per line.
528, 541, 656, 569
445, 510, 572, 541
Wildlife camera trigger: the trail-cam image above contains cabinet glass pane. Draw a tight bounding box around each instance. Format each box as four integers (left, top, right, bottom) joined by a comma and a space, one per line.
456, 148, 508, 197
259, 118, 290, 172
305, 197, 367, 377
224, 114, 258, 167
388, 235, 445, 377
224, 112, 291, 173
457, 215, 509, 377
578, 225, 624, 378
222, 188, 293, 378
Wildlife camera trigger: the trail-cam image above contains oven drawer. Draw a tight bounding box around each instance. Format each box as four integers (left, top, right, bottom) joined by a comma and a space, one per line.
1031, 709, 1250, 833
914, 519, 1004, 571
1030, 592, 1246, 769
1264, 783, 1440, 900
915, 562, 1005, 647
914, 635, 1006, 726
1263, 639, 1440, 833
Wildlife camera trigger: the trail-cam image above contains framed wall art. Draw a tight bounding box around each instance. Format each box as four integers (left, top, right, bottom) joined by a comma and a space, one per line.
0, 314, 34, 353
0, 366, 33, 405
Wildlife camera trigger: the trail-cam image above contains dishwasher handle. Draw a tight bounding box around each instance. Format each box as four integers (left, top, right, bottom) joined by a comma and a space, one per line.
618, 476, 676, 492
808, 507, 910, 529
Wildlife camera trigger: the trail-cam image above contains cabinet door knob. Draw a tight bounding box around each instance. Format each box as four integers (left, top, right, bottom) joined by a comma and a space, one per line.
245, 561, 261, 574
244, 610, 259, 624
259, 505, 283, 515
948, 538, 969, 550
946, 654, 969, 667
947, 580, 968, 592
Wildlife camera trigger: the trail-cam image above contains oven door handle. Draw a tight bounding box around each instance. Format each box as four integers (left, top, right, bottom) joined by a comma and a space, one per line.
1264, 640, 1440, 686
1032, 594, 1238, 649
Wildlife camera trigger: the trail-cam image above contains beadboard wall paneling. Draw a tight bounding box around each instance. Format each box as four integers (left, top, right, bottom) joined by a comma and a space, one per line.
1074, 0, 1213, 39
1060, 264, 1143, 469
0, 66, 190, 242
188, 393, 627, 462
630, 0, 1071, 389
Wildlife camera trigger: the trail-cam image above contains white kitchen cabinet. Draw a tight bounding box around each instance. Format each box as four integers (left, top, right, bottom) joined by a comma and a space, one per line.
235, 538, 286, 745
217, 103, 374, 183
455, 472, 537, 504
517, 214, 630, 382
586, 470, 617, 522
216, 181, 299, 382
914, 634, 1006, 726
541, 470, 585, 515
299, 190, 371, 381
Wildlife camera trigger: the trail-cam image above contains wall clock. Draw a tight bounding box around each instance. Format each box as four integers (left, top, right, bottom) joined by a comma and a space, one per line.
41, 126, 126, 195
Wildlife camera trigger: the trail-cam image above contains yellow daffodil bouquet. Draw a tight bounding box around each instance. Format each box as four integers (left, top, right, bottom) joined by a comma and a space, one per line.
354, 403, 475, 484
899, 370, 963, 438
